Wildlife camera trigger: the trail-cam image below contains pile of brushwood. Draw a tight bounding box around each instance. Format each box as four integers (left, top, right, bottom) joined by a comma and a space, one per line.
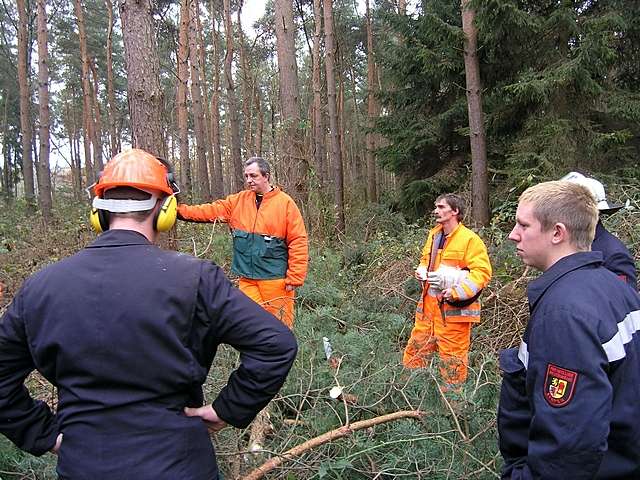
1, 182, 638, 479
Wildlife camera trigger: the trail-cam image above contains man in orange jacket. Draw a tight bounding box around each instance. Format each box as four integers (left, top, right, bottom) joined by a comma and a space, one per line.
403, 194, 492, 393
177, 157, 308, 328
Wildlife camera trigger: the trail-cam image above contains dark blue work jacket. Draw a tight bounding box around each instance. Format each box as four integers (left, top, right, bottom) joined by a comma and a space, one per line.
0, 229, 297, 479
498, 252, 640, 479
592, 221, 637, 290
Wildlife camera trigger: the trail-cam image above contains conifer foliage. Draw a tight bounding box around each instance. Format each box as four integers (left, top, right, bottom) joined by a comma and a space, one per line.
376, 0, 640, 217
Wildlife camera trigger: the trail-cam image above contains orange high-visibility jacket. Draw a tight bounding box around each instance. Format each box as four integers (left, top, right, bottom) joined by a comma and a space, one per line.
177, 188, 308, 286
418, 222, 492, 323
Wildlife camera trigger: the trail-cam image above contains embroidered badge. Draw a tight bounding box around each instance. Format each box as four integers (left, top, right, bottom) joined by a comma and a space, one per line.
544, 363, 578, 407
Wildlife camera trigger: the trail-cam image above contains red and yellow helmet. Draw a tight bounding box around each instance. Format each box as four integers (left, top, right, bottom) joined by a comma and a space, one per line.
94, 149, 174, 197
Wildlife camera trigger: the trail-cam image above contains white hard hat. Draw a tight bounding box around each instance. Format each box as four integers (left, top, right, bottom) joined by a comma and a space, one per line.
561, 172, 623, 214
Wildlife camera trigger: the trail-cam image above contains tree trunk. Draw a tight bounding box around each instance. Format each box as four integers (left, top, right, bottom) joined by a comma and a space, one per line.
89, 59, 104, 170
105, 0, 119, 157
323, 0, 345, 233
74, 0, 98, 183
365, 0, 377, 203
237, 3, 254, 158
269, 82, 278, 169
70, 93, 83, 199
223, 0, 243, 191
274, 0, 307, 204
120, 0, 166, 157
398, 0, 406, 15
312, 0, 327, 187
254, 83, 263, 156
176, 0, 192, 197
36, 0, 53, 221
208, 5, 223, 198
64, 94, 82, 200
2, 88, 13, 200
195, 3, 217, 198
188, 0, 211, 200
17, 0, 35, 206
461, 0, 488, 226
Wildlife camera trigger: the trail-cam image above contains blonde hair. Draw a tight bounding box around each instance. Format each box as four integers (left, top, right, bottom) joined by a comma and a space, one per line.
519, 181, 598, 250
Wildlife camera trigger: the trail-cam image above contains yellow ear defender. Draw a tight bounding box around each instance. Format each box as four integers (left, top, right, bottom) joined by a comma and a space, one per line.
154, 195, 177, 232
90, 208, 109, 234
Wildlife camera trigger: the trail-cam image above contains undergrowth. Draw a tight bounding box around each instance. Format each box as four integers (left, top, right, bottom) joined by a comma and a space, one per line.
1, 186, 638, 479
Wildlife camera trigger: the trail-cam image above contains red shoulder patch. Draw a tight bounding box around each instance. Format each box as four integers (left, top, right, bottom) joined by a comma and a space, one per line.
544, 363, 578, 408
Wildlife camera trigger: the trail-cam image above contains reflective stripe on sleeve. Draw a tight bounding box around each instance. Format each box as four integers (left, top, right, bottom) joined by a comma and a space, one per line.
461, 278, 480, 295
453, 285, 466, 298
443, 308, 480, 317
518, 341, 529, 370
602, 310, 640, 362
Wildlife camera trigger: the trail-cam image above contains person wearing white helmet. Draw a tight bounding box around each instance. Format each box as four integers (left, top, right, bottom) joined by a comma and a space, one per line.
562, 172, 637, 290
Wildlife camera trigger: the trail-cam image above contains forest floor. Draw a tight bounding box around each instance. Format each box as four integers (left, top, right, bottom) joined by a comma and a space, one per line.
1, 192, 638, 479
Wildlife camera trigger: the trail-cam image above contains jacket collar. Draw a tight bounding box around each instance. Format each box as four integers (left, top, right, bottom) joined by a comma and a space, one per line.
434, 221, 463, 237
87, 229, 153, 249
263, 186, 280, 199
594, 220, 604, 240
527, 251, 603, 310
251, 186, 281, 200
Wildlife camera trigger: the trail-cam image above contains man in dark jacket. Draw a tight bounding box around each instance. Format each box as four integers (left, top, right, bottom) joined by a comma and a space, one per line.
0, 149, 298, 479
499, 180, 640, 479
562, 171, 637, 290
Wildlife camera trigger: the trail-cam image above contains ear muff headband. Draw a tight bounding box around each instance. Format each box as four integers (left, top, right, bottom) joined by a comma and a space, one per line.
154, 195, 177, 232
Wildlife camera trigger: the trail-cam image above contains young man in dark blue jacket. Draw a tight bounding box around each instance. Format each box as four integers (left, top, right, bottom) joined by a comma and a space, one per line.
0, 149, 298, 479
499, 180, 640, 479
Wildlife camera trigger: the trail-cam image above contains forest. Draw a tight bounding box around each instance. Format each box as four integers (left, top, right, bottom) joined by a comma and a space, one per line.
1, 0, 639, 478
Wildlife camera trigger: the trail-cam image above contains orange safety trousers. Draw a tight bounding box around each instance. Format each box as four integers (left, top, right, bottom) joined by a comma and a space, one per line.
239, 278, 295, 329
403, 293, 471, 390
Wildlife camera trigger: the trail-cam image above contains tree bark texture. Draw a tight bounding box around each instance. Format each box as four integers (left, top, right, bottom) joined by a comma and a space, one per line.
365, 0, 377, 203
274, 0, 307, 204
223, 0, 243, 192
74, 0, 98, 183
177, 0, 191, 196
187, 0, 211, 200
120, 0, 166, 157
237, 5, 254, 158
208, 6, 223, 198
36, 0, 53, 220
89, 60, 104, 170
323, 0, 345, 233
461, 0, 489, 226
195, 4, 216, 198
17, 0, 35, 205
253, 83, 263, 157
2, 89, 13, 199
105, 0, 120, 157
312, 0, 327, 187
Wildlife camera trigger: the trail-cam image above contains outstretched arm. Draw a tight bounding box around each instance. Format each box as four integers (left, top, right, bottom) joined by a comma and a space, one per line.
177, 193, 238, 223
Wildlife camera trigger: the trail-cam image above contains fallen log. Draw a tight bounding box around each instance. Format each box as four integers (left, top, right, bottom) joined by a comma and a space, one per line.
244, 409, 425, 480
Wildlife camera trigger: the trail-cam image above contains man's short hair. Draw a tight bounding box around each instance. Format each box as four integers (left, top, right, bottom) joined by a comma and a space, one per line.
519, 181, 598, 250
104, 187, 156, 221
436, 193, 465, 221
244, 157, 270, 177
